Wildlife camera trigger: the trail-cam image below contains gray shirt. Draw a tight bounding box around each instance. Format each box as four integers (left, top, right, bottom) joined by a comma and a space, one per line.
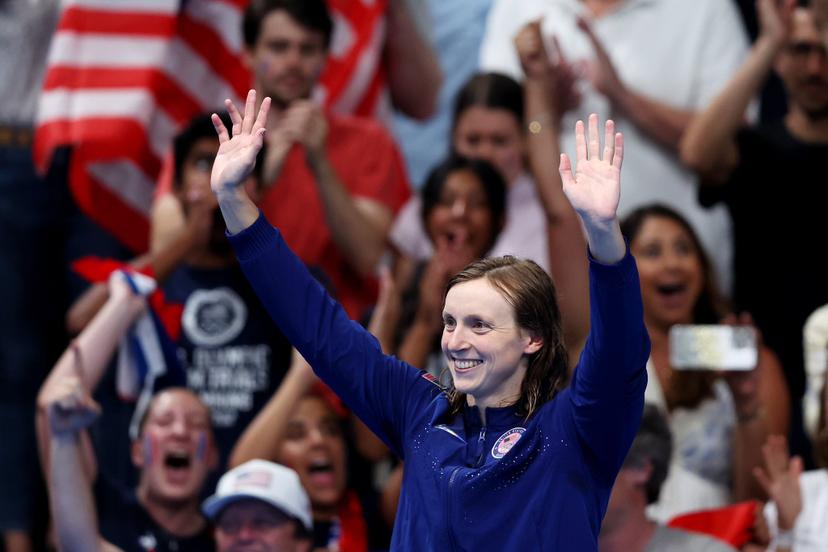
0, 0, 59, 125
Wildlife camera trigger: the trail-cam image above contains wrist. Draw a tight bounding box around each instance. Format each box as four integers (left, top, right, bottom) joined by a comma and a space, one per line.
775, 526, 795, 548
527, 111, 561, 135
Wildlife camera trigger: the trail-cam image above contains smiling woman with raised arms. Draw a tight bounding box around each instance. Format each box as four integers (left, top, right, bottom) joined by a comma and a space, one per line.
211, 89, 649, 550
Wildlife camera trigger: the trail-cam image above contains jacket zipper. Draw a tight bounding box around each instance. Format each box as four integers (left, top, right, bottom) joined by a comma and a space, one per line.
447, 467, 462, 551
475, 426, 487, 467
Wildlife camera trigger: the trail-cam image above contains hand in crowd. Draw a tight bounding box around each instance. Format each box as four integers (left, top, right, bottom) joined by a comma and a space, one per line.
514, 19, 581, 115
754, 435, 803, 533
278, 100, 329, 160
576, 17, 626, 104
40, 347, 101, 437
417, 233, 478, 329
720, 313, 763, 420
757, 0, 796, 48
211, 90, 271, 195
559, 114, 622, 229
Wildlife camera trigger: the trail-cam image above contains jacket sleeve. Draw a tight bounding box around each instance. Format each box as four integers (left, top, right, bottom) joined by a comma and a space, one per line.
568, 247, 650, 485
228, 213, 430, 458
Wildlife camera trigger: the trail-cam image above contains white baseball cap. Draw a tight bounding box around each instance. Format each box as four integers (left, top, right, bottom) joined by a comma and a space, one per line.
203, 460, 312, 531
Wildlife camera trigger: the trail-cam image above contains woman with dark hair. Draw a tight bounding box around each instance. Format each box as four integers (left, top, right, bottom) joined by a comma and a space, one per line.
390, 154, 507, 375
621, 204, 790, 520
390, 72, 551, 271
209, 90, 648, 550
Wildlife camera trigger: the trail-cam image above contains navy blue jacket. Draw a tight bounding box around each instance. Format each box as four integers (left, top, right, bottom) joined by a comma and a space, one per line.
229, 213, 650, 551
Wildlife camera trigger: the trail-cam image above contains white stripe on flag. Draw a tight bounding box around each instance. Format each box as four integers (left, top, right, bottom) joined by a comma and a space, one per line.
183, 0, 244, 52
49, 32, 169, 67
65, 0, 178, 14
166, 38, 240, 109
38, 89, 178, 158
87, 160, 156, 215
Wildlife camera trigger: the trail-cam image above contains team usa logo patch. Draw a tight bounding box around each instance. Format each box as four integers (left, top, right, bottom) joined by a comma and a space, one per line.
491, 427, 526, 459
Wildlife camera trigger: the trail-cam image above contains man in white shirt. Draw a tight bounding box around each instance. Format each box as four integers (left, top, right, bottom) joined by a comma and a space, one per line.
479, 0, 750, 292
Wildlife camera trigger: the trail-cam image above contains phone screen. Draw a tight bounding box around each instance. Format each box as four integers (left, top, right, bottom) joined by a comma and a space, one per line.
669, 325, 758, 371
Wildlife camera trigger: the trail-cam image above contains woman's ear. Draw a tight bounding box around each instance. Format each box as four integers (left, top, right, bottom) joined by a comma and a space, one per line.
523, 331, 543, 355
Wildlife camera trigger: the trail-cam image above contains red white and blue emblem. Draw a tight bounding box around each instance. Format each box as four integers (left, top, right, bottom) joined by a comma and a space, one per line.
491, 427, 526, 459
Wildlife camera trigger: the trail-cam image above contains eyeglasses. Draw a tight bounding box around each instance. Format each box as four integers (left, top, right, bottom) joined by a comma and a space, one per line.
786, 42, 828, 62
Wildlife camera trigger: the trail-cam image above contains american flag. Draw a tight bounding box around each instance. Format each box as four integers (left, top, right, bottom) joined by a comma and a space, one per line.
34, 0, 389, 254
34, 0, 251, 253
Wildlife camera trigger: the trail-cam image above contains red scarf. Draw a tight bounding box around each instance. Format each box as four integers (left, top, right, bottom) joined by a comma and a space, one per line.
336, 490, 368, 552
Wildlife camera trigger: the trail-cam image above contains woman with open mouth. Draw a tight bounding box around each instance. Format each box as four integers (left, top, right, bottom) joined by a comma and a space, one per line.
210, 89, 649, 550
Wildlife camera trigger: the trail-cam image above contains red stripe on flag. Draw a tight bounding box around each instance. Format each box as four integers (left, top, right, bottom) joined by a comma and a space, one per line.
58, 6, 176, 37
41, 68, 204, 125
71, 149, 151, 253
177, 14, 251, 99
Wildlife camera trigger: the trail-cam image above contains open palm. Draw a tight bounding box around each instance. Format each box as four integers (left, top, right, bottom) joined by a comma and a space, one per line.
210, 89, 271, 194
559, 114, 623, 226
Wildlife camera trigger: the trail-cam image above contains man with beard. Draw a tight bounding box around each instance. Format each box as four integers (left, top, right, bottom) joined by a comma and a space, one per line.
681, 1, 828, 456
161, 113, 293, 477
240, 0, 411, 320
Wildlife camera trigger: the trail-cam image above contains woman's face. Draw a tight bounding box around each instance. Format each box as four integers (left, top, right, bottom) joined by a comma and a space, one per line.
277, 396, 347, 516
453, 106, 526, 185
425, 169, 498, 261
441, 278, 541, 410
630, 215, 704, 330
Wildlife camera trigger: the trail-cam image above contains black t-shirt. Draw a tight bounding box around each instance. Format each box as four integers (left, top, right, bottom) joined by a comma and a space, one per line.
699, 120, 828, 397
95, 475, 215, 552
163, 264, 292, 476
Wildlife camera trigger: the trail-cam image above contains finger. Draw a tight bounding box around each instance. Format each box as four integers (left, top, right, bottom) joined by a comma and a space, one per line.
791, 455, 804, 477
559, 153, 576, 188
575, 120, 587, 162
211, 113, 230, 143
225, 98, 243, 135
242, 89, 256, 134
550, 35, 566, 65
753, 466, 772, 495
603, 119, 615, 162
612, 132, 624, 169
720, 313, 738, 325
588, 113, 600, 159
253, 96, 271, 134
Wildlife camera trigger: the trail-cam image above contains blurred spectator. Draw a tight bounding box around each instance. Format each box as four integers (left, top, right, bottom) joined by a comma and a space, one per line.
161, 113, 293, 476
204, 460, 313, 552
0, 1, 62, 550
755, 305, 828, 551
65, 113, 294, 494
680, 1, 828, 456
36, 275, 217, 551
229, 354, 378, 551
392, 0, 495, 186
153, 0, 411, 320
600, 405, 738, 552
479, 0, 751, 294
621, 204, 790, 520
390, 73, 550, 272
389, 155, 508, 374
320, 0, 442, 122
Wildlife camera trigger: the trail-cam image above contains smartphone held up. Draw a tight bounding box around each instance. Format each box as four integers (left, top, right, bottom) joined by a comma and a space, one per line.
669, 325, 758, 371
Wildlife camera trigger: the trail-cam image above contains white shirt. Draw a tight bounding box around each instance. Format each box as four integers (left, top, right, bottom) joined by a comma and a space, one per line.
480, 0, 751, 293
644, 361, 736, 522
765, 470, 828, 552
389, 172, 550, 271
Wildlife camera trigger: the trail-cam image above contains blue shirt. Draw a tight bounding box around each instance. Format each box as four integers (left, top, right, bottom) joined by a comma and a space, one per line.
229, 213, 649, 550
